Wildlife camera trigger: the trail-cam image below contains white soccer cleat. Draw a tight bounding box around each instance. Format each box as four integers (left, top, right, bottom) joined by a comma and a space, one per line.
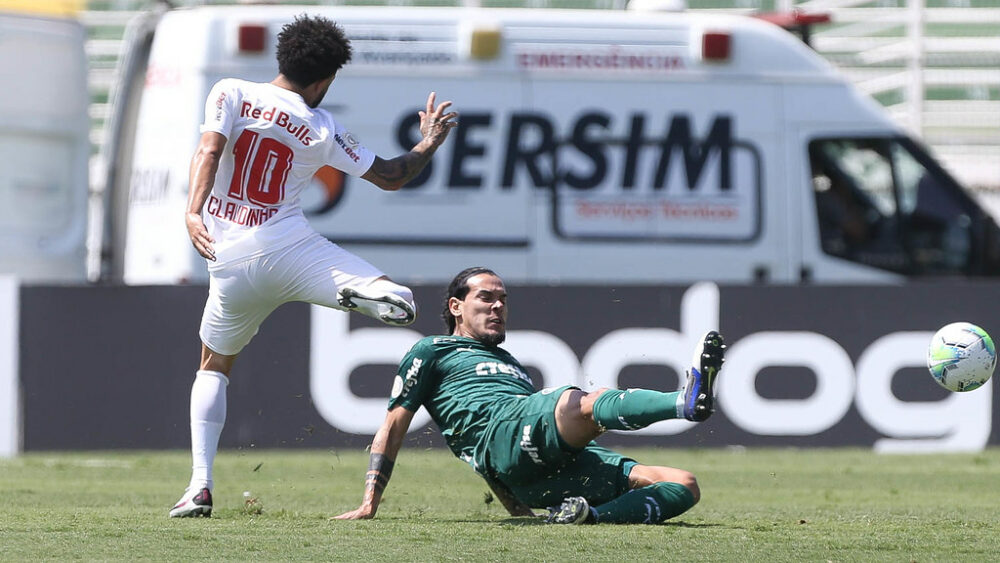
169, 487, 213, 518
545, 496, 594, 525
337, 287, 416, 326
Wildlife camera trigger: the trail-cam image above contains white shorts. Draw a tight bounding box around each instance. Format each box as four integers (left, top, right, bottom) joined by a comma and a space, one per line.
199, 234, 390, 355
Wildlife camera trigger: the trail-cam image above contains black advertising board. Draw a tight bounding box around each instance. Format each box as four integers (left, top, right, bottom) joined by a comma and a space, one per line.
18, 282, 1000, 452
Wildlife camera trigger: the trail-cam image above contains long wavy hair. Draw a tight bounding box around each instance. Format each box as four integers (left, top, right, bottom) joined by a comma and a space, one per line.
442, 267, 498, 334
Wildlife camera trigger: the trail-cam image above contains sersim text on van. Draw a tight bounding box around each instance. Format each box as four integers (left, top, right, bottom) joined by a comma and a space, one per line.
396, 111, 737, 191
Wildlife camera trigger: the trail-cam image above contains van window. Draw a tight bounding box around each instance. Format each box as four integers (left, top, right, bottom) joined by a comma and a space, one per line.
809, 138, 979, 275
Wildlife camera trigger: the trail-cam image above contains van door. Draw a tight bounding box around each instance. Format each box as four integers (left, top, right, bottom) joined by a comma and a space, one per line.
799, 135, 1000, 281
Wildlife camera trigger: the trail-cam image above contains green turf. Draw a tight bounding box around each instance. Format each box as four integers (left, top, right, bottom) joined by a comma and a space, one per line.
2, 447, 1000, 560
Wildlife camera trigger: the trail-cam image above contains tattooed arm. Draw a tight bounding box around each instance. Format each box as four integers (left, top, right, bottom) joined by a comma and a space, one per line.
362, 91, 458, 191
333, 406, 415, 520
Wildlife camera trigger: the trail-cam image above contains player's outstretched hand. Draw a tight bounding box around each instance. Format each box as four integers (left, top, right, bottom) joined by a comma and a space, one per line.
185, 211, 216, 261
418, 91, 458, 147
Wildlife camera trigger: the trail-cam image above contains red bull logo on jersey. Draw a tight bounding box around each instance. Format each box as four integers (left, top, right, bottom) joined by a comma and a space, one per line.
240, 102, 314, 146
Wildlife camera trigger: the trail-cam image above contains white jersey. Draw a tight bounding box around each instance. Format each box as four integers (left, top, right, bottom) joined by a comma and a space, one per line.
199, 78, 376, 269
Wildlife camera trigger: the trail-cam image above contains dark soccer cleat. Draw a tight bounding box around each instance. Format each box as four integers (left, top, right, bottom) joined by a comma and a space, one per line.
683, 331, 726, 422
545, 496, 594, 525
169, 487, 213, 518
337, 287, 416, 326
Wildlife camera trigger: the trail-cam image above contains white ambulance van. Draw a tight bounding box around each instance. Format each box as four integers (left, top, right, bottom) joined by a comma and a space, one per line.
102, 5, 1000, 285
0, 7, 89, 283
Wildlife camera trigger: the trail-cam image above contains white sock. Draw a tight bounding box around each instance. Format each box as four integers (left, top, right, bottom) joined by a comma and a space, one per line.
188, 370, 228, 491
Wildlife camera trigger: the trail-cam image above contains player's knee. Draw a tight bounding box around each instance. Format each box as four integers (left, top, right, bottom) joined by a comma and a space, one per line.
555, 389, 605, 448
578, 388, 612, 417
656, 470, 700, 504
675, 471, 700, 504
573, 388, 616, 427
635, 465, 700, 504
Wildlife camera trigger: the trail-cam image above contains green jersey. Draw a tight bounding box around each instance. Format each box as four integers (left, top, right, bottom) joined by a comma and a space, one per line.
389, 335, 535, 472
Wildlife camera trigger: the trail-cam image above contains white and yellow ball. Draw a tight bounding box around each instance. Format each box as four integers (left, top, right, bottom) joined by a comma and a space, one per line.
927, 322, 996, 392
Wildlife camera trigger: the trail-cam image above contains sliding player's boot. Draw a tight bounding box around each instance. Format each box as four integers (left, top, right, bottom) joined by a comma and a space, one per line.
682, 331, 726, 422
546, 496, 594, 525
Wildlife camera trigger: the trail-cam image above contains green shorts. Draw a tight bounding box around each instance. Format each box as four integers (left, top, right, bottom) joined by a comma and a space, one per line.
482, 385, 638, 508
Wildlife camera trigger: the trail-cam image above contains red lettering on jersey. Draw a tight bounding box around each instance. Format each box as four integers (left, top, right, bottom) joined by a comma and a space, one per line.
205, 196, 280, 226
239, 105, 314, 147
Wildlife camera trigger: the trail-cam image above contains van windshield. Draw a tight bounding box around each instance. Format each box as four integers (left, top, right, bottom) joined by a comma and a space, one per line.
809, 137, 1000, 276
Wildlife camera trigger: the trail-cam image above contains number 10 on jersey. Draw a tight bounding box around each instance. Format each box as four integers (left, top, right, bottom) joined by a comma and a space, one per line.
227, 129, 293, 206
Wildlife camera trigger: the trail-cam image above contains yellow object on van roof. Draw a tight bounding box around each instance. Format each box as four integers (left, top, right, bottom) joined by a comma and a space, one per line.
0, 0, 83, 17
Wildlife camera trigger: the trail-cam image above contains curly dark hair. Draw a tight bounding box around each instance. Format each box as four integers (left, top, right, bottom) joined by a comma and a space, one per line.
276, 14, 353, 87
442, 267, 498, 334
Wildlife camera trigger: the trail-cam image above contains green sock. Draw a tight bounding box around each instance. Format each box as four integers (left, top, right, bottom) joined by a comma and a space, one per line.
591, 389, 681, 431
593, 482, 695, 524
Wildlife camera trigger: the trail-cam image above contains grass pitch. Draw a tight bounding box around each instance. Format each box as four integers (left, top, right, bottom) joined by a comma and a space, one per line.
2, 447, 999, 561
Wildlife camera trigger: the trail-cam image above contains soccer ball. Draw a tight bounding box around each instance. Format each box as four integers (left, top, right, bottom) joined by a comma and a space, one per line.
926, 322, 996, 392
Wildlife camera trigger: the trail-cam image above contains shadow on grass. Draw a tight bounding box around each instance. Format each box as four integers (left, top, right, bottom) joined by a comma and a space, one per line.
340, 516, 729, 528
663, 521, 726, 529
495, 518, 727, 528
499, 517, 547, 526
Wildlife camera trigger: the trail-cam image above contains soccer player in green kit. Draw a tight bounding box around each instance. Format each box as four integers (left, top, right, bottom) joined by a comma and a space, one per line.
335, 267, 726, 524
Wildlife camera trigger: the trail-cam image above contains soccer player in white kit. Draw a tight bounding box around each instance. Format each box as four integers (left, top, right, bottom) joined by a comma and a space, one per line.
169, 14, 458, 517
